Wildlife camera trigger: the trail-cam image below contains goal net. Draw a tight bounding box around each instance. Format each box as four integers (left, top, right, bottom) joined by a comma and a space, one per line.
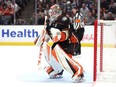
93, 20, 116, 82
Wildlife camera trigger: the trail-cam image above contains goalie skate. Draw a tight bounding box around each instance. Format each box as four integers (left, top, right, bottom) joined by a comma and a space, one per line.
49, 74, 63, 79
72, 73, 84, 83
49, 70, 64, 79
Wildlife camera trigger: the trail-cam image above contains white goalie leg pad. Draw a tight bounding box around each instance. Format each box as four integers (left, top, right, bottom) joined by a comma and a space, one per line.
53, 45, 74, 75
43, 42, 63, 76
53, 44, 83, 78
42, 37, 83, 81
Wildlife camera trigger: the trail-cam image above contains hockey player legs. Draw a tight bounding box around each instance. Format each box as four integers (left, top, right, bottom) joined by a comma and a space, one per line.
43, 41, 63, 79
35, 4, 84, 82
43, 37, 84, 81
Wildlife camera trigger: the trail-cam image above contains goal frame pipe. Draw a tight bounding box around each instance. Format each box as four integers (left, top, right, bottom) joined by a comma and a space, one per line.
100, 23, 103, 72
93, 20, 98, 81
93, 20, 116, 81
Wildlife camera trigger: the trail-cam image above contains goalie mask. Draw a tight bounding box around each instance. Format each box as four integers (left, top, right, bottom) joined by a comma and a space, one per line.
49, 4, 62, 22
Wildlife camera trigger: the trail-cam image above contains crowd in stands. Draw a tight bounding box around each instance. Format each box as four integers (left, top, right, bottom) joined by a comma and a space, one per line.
31, 0, 116, 25
0, 0, 30, 25
0, 0, 116, 25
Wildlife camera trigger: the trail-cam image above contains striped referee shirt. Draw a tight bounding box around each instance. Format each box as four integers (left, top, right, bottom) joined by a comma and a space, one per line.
73, 12, 85, 30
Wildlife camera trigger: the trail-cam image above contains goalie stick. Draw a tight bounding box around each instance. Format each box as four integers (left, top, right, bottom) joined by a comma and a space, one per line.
37, 16, 48, 70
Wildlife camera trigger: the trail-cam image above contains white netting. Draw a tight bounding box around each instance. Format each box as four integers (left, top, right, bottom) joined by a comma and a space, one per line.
96, 20, 116, 82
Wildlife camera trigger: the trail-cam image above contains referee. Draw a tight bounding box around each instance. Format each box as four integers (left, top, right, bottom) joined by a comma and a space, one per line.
72, 7, 85, 56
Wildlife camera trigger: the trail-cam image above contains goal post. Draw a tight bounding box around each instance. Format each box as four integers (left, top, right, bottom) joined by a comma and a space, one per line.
93, 20, 116, 82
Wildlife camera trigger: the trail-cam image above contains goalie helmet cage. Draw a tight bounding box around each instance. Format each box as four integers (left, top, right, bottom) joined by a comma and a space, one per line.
93, 20, 116, 82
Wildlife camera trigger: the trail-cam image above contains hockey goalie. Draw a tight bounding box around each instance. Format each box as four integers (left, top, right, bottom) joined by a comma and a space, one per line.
34, 4, 84, 82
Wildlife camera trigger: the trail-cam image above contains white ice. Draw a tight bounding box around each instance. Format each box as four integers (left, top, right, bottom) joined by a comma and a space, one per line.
0, 46, 116, 87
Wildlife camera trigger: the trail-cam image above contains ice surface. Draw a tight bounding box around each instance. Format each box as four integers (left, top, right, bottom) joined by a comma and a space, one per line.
0, 46, 116, 87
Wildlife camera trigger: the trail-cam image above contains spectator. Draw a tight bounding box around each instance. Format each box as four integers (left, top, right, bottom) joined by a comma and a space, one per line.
101, 0, 109, 10
29, 13, 36, 25
16, 0, 24, 11
58, 0, 65, 9
50, 0, 56, 6
109, 2, 116, 14
85, 11, 95, 25
89, 3, 97, 14
100, 8, 105, 20
44, 4, 50, 16
102, 8, 108, 19
71, 0, 80, 9
4, 0, 12, 6
66, 1, 72, 13
105, 12, 115, 20
0, 5, 5, 24
4, 4, 14, 16
37, 11, 45, 25
0, 5, 5, 16
2, 4, 14, 24
1, 1, 7, 8
37, 4, 44, 13
91, 9, 97, 19
16, 18, 27, 25
42, 0, 51, 6
11, 1, 20, 13
110, 0, 116, 7
84, 0, 92, 10
0, 0, 115, 25
11, 1, 21, 18
78, 0, 84, 7
80, 3, 89, 19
